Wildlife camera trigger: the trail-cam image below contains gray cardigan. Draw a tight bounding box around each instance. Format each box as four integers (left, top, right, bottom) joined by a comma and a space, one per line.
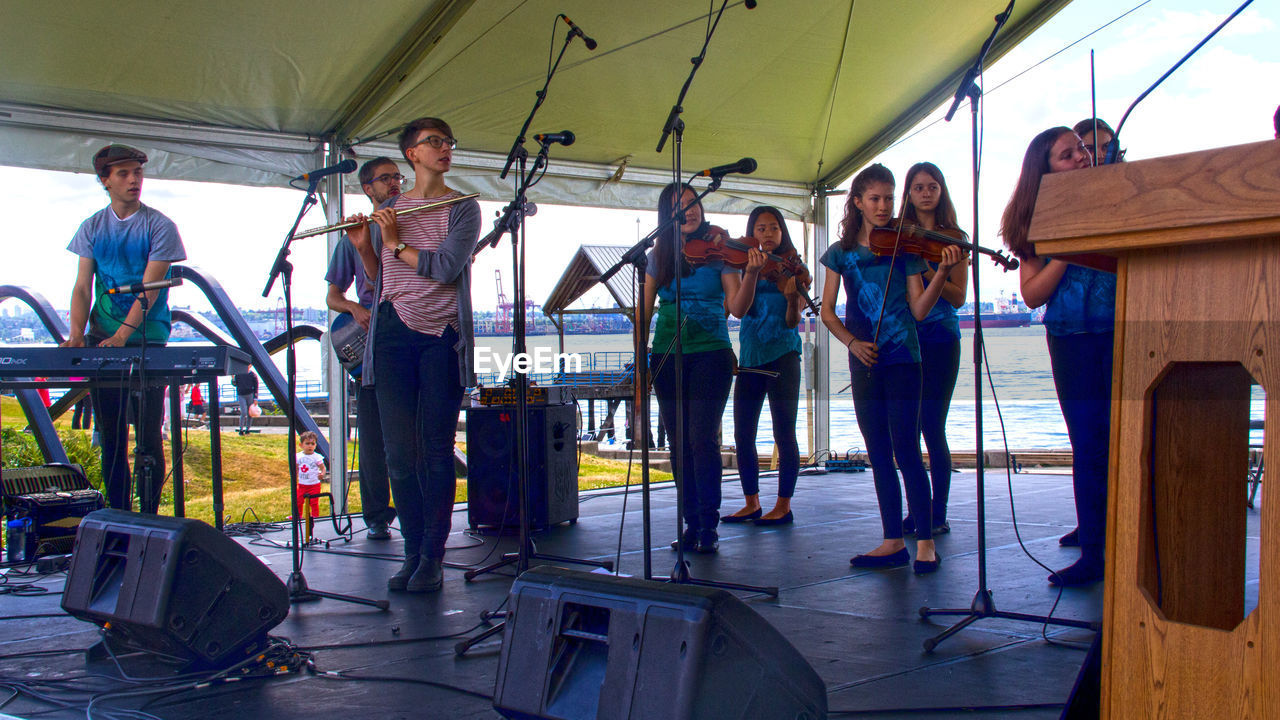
360, 193, 482, 389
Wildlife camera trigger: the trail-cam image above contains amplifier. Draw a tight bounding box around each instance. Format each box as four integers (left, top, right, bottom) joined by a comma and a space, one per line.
477, 384, 575, 407
8, 489, 106, 557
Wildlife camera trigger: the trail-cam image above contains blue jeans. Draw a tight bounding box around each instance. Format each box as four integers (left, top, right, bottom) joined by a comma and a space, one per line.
356, 383, 394, 526
373, 303, 463, 559
651, 348, 734, 532
849, 359, 933, 541
1047, 331, 1114, 568
919, 338, 960, 524
733, 351, 801, 498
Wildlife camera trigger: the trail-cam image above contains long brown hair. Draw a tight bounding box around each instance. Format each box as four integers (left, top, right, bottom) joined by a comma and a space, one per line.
902, 162, 959, 230
838, 163, 894, 251
1000, 127, 1073, 260
651, 182, 707, 289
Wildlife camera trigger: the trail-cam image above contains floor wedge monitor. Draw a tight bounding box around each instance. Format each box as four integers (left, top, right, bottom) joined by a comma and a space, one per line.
493, 566, 827, 720
61, 509, 289, 668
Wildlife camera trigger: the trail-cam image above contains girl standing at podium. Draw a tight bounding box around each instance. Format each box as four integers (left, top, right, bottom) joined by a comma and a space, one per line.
819, 164, 962, 574
901, 162, 968, 538
1000, 127, 1116, 587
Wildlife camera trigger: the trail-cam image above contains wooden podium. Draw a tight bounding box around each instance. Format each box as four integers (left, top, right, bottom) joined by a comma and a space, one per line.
1029, 139, 1280, 718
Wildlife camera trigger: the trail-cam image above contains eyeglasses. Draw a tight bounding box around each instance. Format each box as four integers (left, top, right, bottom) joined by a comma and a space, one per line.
410, 135, 458, 150
371, 173, 405, 184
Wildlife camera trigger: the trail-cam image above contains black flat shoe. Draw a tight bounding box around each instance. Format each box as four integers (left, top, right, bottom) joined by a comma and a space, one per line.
721, 509, 761, 524
850, 548, 909, 568
913, 553, 942, 575
753, 511, 793, 526
1059, 528, 1080, 547
1048, 560, 1103, 587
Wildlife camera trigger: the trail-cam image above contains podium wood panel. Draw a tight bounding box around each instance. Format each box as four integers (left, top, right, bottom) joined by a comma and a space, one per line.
1029, 140, 1280, 720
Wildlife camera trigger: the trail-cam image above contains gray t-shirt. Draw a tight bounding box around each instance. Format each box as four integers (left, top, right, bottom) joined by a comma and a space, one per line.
324, 236, 374, 308
68, 203, 186, 343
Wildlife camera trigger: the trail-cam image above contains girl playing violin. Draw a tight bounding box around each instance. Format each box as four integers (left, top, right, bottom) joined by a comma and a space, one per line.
901, 163, 968, 538
643, 182, 753, 554
819, 163, 962, 574
1001, 127, 1114, 587
723, 206, 805, 527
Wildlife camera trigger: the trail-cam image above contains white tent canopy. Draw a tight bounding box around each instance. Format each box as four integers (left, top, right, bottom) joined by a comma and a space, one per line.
0, 0, 1071, 494
1, 0, 1069, 216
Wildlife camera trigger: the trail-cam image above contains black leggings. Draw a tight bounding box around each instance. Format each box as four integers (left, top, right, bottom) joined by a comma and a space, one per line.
919, 339, 960, 523
1046, 331, 1113, 567
733, 351, 801, 498
849, 359, 933, 541
651, 348, 734, 532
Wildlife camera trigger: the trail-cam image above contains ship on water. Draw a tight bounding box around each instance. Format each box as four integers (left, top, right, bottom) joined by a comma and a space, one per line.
957, 291, 1035, 329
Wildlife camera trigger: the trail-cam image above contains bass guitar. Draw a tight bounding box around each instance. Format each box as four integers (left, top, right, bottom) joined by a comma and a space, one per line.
328, 312, 367, 379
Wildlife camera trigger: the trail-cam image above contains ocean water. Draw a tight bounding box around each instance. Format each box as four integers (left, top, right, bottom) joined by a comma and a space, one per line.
259, 325, 1266, 455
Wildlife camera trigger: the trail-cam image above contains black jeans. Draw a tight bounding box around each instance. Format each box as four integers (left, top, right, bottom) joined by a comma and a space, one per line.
651, 348, 734, 532
92, 385, 166, 513
373, 303, 463, 559
356, 383, 394, 526
849, 359, 933, 541
733, 351, 801, 498
919, 338, 960, 524
1046, 331, 1114, 568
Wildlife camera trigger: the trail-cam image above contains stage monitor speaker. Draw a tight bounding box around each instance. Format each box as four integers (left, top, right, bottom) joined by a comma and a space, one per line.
61, 509, 289, 668
493, 567, 828, 720
466, 404, 579, 530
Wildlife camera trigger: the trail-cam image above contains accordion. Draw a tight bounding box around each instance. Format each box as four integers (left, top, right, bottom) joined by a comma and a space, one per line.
3, 464, 105, 558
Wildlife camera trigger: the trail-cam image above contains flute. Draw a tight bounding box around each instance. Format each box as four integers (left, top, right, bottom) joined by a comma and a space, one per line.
293, 193, 479, 239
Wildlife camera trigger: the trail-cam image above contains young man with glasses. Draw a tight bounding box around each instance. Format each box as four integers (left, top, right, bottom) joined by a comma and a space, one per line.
63, 144, 186, 514
346, 118, 479, 593
324, 156, 403, 540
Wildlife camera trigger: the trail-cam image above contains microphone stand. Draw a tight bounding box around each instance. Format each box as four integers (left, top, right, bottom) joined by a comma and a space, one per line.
653, 0, 776, 597
454, 140, 612, 657
920, 3, 1094, 650
132, 291, 156, 514
499, 20, 580, 180
262, 176, 387, 611
1103, 0, 1252, 164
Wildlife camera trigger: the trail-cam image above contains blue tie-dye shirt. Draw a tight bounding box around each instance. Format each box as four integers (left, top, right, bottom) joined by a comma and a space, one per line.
915, 260, 961, 344
67, 204, 186, 344
820, 243, 926, 366
650, 256, 735, 355
1043, 261, 1115, 336
738, 277, 802, 368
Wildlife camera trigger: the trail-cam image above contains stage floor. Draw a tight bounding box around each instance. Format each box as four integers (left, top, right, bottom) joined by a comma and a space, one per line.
2, 465, 1260, 719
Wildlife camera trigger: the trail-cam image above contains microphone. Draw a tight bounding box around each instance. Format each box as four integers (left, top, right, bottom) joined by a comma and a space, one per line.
696, 157, 757, 178
106, 278, 183, 295
534, 130, 576, 147
293, 158, 357, 183
744, 0, 757, 7
559, 15, 597, 50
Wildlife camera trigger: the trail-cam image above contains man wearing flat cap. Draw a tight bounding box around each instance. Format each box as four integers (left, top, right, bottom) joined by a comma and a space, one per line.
63, 144, 187, 513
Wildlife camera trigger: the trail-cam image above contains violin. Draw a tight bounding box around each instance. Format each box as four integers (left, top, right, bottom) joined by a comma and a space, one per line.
683, 235, 822, 316
868, 221, 1019, 272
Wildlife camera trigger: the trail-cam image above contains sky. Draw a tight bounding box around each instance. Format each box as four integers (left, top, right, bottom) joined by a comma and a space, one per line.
2, 0, 1276, 320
